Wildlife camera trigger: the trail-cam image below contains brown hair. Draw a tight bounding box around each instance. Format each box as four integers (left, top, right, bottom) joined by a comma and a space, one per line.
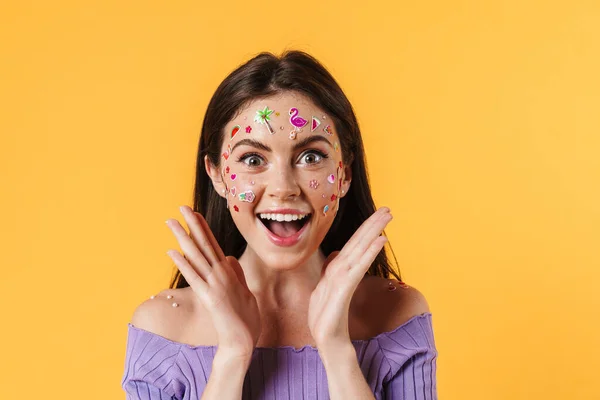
169, 50, 402, 288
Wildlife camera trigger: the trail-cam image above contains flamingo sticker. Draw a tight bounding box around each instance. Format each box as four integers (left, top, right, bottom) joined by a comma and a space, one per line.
289, 107, 308, 131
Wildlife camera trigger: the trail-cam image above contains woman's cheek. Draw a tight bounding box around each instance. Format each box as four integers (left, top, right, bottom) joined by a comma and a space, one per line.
304, 162, 343, 217
224, 166, 256, 213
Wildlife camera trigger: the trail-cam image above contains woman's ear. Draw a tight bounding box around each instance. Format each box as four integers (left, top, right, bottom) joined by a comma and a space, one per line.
340, 162, 352, 198
205, 155, 227, 199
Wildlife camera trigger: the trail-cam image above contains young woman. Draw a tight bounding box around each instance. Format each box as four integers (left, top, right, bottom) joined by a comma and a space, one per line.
121, 50, 438, 399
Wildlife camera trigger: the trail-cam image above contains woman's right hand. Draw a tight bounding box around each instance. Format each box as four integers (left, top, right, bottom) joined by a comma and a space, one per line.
165, 205, 261, 362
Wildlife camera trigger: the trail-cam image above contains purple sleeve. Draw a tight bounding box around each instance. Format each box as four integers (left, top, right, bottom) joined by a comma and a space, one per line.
121, 324, 181, 399
382, 347, 438, 399
378, 313, 438, 399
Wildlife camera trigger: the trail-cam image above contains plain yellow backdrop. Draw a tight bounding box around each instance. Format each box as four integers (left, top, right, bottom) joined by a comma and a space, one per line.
1, 0, 598, 399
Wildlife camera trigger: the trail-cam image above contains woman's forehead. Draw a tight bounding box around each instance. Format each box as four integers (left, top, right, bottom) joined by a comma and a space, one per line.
222, 92, 338, 154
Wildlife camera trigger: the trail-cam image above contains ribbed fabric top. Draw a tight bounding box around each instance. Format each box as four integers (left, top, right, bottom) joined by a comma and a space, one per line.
121, 312, 437, 399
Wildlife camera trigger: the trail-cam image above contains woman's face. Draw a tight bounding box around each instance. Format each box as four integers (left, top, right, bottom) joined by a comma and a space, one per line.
206, 92, 351, 269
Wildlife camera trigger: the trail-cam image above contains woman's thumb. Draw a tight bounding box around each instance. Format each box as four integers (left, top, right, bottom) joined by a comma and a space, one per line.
226, 256, 249, 288
321, 251, 340, 278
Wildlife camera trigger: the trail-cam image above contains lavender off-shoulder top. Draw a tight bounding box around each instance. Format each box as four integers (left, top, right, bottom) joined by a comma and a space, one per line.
121, 312, 438, 399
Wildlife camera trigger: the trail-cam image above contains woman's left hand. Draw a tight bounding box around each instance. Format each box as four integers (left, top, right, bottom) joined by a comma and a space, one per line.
308, 206, 393, 348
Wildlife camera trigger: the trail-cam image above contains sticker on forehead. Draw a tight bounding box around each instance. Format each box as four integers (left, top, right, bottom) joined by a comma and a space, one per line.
245, 125, 252, 133
255, 106, 275, 134
324, 125, 333, 135
311, 117, 321, 132
289, 108, 308, 131
231, 125, 241, 140
238, 190, 255, 203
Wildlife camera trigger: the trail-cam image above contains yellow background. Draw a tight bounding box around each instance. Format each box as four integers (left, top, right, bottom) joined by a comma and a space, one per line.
1, 0, 598, 399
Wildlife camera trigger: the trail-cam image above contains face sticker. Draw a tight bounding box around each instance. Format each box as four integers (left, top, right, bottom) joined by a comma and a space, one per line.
222, 143, 232, 160
323, 205, 330, 216
231, 125, 241, 140
250, 180, 255, 185
230, 187, 236, 196
255, 106, 275, 134
289, 107, 308, 131
327, 174, 335, 184
309, 179, 319, 189
238, 190, 255, 203
331, 194, 337, 201
275, 111, 280, 117
324, 125, 333, 135
334, 142, 339, 152
233, 205, 239, 212
225, 166, 230, 174
230, 173, 237, 180
289, 131, 297, 140
311, 116, 321, 132
245, 125, 252, 133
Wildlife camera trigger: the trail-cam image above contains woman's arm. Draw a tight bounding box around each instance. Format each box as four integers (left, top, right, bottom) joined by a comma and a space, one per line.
201, 350, 251, 400
320, 342, 376, 400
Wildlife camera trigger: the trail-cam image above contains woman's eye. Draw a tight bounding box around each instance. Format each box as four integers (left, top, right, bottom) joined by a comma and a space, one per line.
239, 154, 264, 167
299, 151, 327, 165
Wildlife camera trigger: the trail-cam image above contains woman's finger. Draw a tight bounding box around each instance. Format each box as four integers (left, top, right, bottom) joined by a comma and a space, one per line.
167, 249, 209, 293
356, 235, 388, 274
166, 219, 212, 279
179, 206, 220, 266
340, 207, 389, 258
347, 212, 392, 262
194, 211, 226, 262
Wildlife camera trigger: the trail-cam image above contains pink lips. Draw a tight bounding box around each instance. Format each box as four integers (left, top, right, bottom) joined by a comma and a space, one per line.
257, 215, 311, 247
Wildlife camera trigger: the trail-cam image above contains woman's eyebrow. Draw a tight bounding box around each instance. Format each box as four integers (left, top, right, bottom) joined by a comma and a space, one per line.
231, 139, 271, 153
230, 135, 333, 153
293, 135, 332, 150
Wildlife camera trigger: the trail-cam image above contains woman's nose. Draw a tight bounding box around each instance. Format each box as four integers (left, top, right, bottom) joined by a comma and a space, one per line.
266, 168, 301, 200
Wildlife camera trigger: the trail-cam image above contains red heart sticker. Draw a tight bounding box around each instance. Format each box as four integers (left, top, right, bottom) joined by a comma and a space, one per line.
230, 173, 237, 180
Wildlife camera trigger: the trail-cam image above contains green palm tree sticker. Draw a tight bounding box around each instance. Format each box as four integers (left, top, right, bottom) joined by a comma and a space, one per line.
254, 106, 275, 134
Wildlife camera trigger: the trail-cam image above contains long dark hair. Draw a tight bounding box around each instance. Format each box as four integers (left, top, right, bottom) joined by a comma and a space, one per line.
169, 50, 402, 288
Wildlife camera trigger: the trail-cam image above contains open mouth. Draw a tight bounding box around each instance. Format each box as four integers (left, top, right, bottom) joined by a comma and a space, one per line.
257, 213, 312, 238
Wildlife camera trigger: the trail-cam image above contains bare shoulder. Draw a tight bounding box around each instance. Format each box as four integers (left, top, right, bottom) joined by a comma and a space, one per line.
360, 275, 431, 334
129, 286, 213, 345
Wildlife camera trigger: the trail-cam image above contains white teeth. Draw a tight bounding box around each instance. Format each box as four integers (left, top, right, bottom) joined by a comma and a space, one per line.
258, 213, 310, 221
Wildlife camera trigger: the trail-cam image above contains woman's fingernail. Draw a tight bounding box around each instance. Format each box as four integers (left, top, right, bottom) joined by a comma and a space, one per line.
179, 205, 186, 214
